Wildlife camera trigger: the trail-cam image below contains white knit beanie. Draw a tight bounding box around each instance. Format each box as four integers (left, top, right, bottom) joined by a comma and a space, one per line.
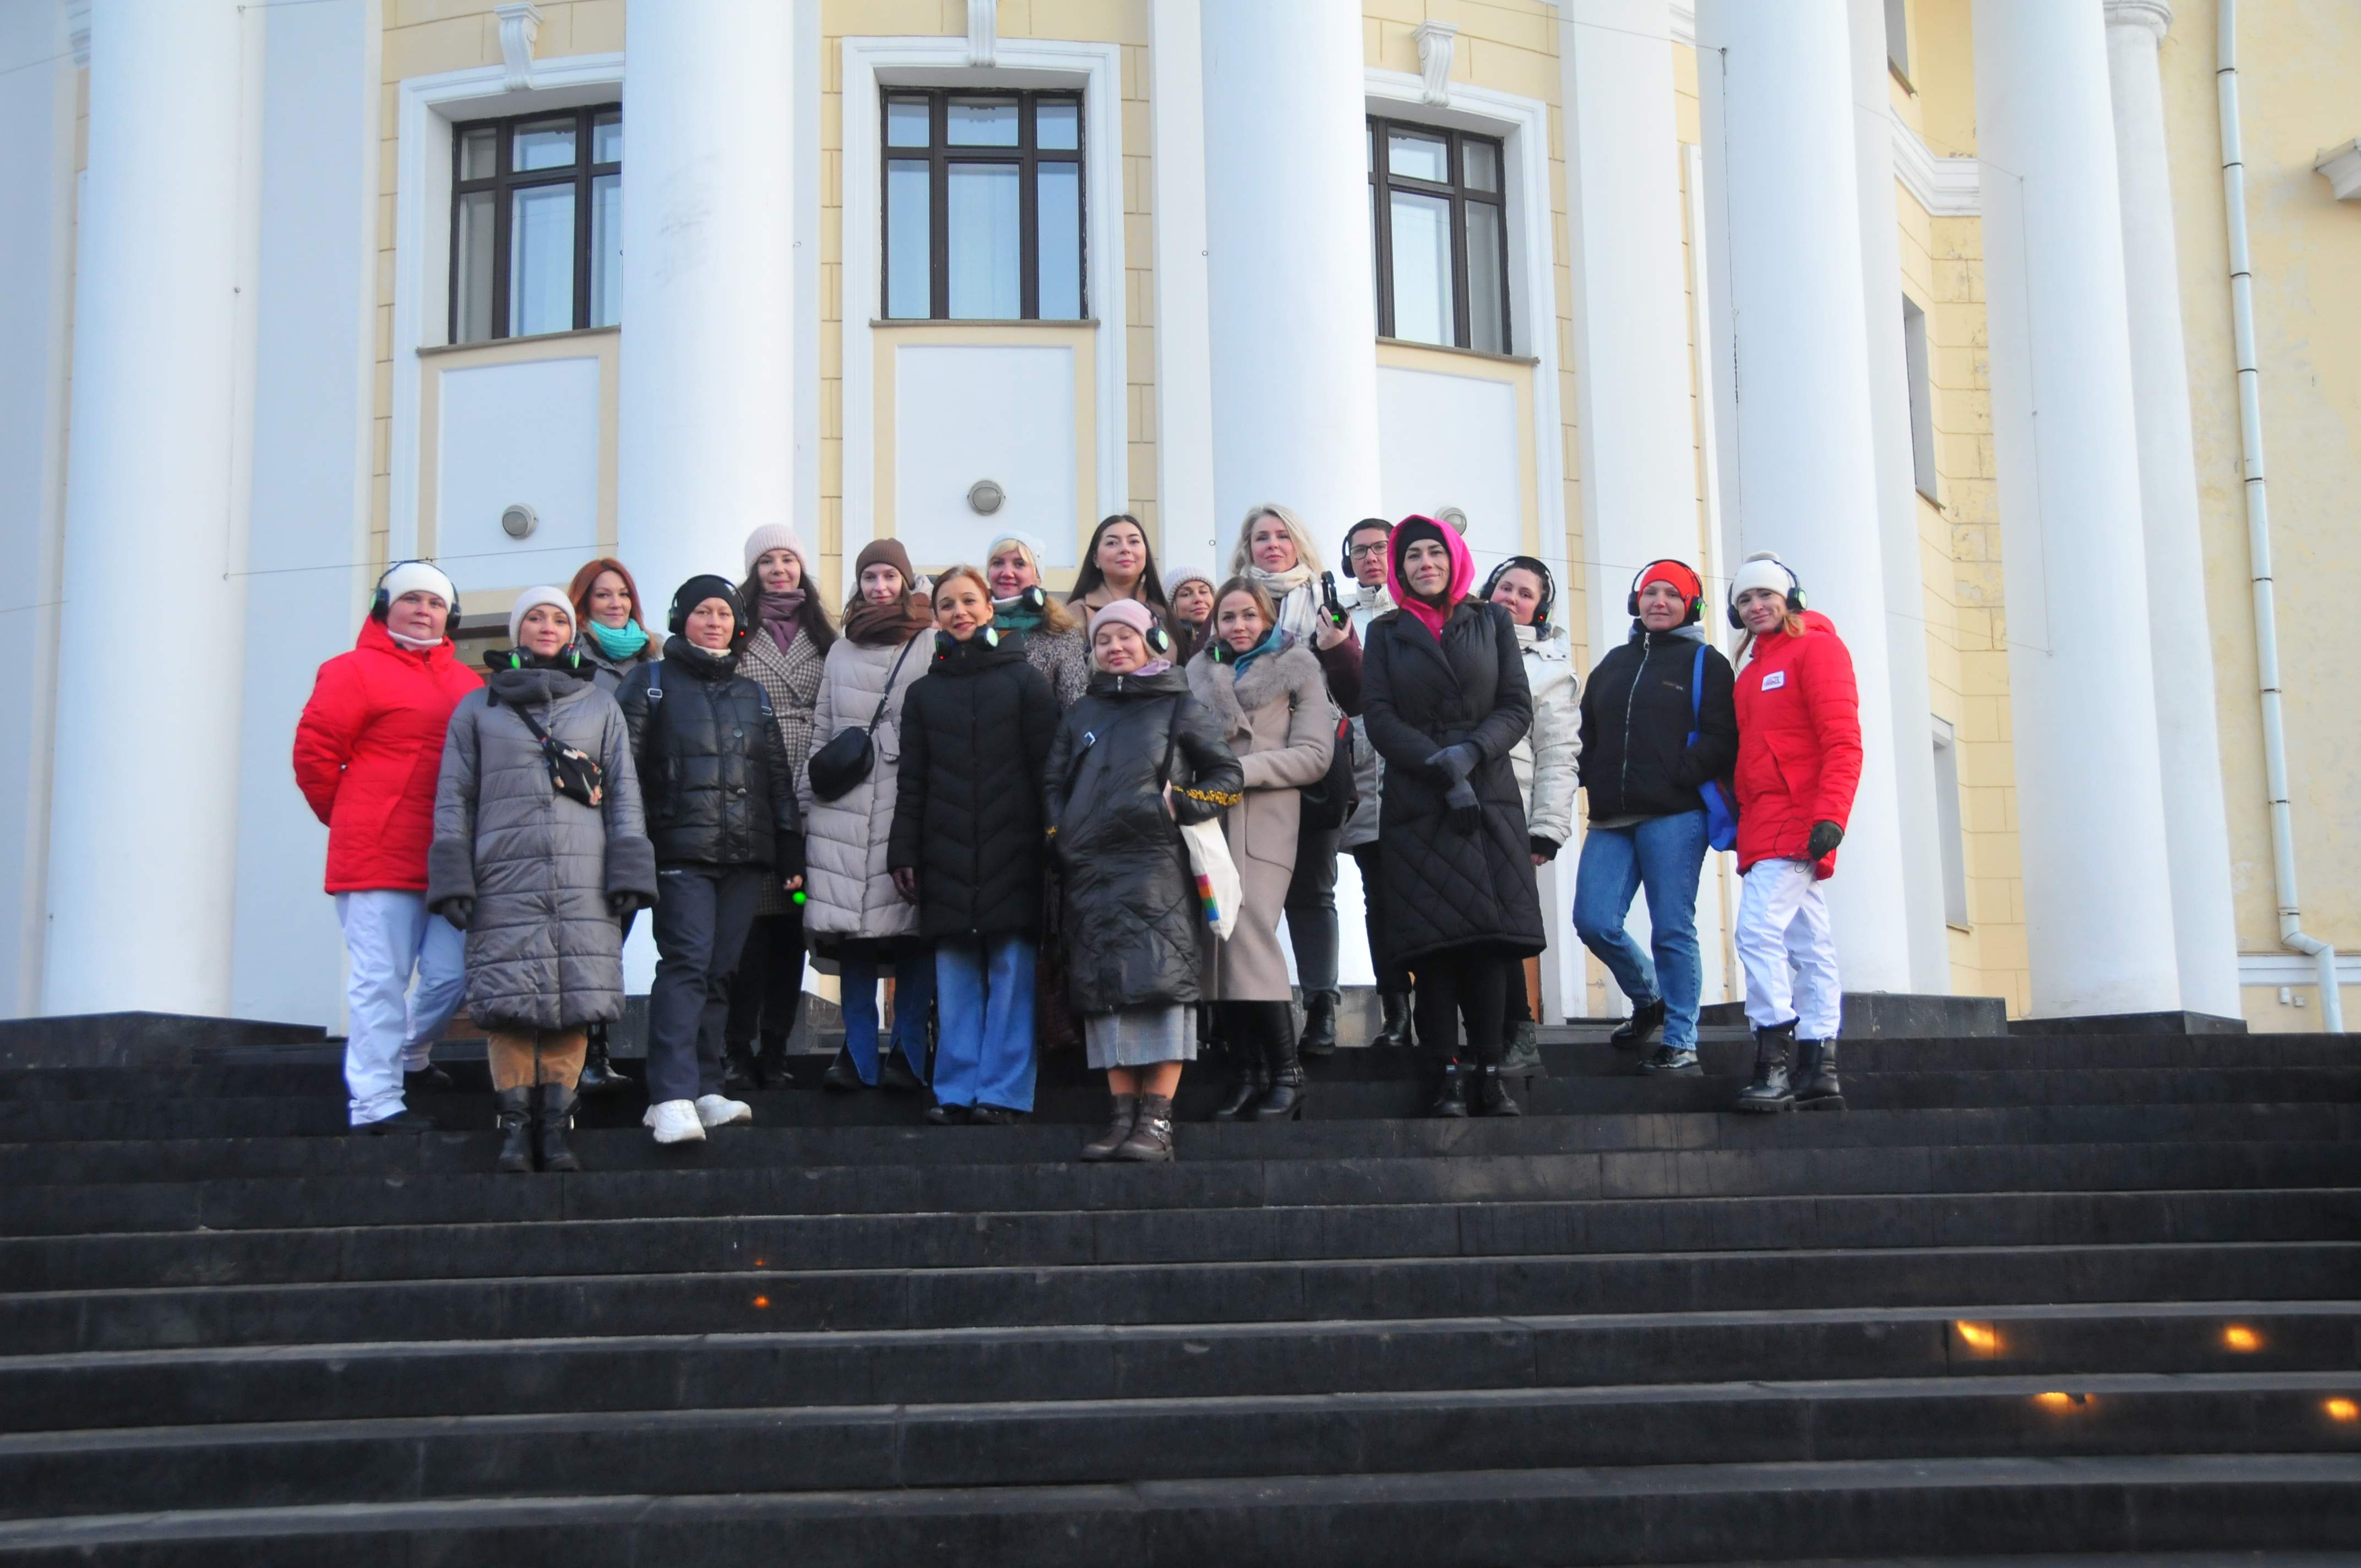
379, 560, 456, 607
743, 523, 812, 577
1729, 552, 1799, 606
507, 585, 575, 646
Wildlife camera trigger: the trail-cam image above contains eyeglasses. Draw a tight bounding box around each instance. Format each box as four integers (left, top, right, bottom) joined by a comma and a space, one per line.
1346, 541, 1389, 562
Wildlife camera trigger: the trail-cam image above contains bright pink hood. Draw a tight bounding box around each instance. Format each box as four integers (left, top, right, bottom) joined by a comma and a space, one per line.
1385, 515, 1476, 639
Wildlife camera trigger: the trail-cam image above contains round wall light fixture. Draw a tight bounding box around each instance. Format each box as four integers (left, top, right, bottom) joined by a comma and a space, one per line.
500, 503, 538, 540
1436, 505, 1470, 535
967, 479, 1006, 516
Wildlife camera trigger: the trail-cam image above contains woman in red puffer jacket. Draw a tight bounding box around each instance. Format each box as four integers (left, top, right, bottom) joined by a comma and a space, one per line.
1725, 552, 1861, 1117
293, 562, 482, 1131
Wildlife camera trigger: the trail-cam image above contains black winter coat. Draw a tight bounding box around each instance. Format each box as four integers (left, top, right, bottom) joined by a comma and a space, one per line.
1044, 667, 1243, 1015
888, 633, 1059, 940
617, 638, 802, 875
1363, 600, 1546, 963
1577, 625, 1738, 821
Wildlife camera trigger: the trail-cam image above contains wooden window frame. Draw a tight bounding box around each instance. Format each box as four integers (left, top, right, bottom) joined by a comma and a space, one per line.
879, 89, 1087, 322
449, 102, 622, 344
1367, 115, 1513, 355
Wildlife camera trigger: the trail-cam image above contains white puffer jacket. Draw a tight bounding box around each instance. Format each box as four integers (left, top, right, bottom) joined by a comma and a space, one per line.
798, 631, 929, 941
1510, 621, 1581, 851
1339, 584, 1392, 851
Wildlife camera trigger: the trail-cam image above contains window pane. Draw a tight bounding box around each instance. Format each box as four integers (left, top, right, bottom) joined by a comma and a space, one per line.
1463, 139, 1499, 194
886, 98, 931, 148
1466, 200, 1506, 354
590, 172, 622, 328
1037, 162, 1081, 318
513, 117, 576, 171
592, 112, 621, 165
459, 127, 497, 182
455, 189, 495, 342
947, 162, 1021, 317
1387, 128, 1448, 183
1037, 100, 1079, 151
1388, 189, 1454, 345
948, 97, 1019, 146
1369, 184, 1380, 328
509, 182, 576, 335
885, 159, 931, 318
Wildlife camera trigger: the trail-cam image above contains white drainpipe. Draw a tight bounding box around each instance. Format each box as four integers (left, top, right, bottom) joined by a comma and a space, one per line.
2216, 0, 2344, 1033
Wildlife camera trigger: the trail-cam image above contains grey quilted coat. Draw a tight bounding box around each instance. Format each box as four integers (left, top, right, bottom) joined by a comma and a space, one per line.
739, 627, 827, 917
797, 630, 929, 942
427, 661, 659, 1031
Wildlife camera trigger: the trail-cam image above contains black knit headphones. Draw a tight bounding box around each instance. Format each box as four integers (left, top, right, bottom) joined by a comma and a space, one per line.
1480, 557, 1557, 633
1724, 553, 1807, 630
372, 562, 460, 624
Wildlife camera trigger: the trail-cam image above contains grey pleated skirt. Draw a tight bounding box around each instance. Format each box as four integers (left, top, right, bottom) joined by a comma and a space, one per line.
1082, 1004, 1197, 1070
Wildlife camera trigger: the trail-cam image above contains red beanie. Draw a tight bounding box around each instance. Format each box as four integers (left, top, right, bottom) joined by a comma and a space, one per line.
1637, 559, 1704, 605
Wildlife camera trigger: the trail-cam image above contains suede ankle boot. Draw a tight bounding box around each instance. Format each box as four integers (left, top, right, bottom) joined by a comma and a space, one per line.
494, 1087, 534, 1174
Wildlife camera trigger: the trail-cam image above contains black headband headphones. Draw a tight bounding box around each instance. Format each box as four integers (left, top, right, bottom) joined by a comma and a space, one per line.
372, 561, 460, 624
1626, 559, 1704, 627
668, 580, 750, 646
992, 584, 1048, 615
1481, 557, 1557, 633
492, 643, 585, 673
1724, 553, 1807, 630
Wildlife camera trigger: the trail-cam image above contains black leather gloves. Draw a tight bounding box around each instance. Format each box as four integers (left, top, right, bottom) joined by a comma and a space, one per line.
439, 898, 472, 930
1806, 820, 1845, 861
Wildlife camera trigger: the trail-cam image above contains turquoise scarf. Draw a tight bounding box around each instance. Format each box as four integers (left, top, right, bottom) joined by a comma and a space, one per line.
585, 618, 649, 661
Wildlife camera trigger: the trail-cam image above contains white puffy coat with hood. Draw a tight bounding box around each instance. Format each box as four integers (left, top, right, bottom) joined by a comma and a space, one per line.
1509, 620, 1581, 852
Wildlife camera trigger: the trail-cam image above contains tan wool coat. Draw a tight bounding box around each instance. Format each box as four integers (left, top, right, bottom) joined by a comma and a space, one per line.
1188, 641, 1334, 1001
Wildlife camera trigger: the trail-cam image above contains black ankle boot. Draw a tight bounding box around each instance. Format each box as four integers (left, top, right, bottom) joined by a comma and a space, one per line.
1374, 990, 1413, 1049
822, 1045, 866, 1091
494, 1087, 534, 1174
1734, 1021, 1797, 1113
1609, 997, 1667, 1050
1500, 1019, 1546, 1077
1211, 1066, 1265, 1121
1253, 1003, 1305, 1121
535, 1083, 581, 1171
721, 1041, 755, 1096
752, 1033, 791, 1090
1471, 1063, 1521, 1117
1792, 1038, 1843, 1109
1298, 990, 1338, 1058
576, 1025, 630, 1098
1429, 1059, 1468, 1118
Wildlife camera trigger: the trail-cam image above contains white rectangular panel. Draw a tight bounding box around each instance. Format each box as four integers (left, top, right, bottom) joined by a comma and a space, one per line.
1376, 365, 1524, 575
894, 342, 1077, 567
435, 355, 602, 592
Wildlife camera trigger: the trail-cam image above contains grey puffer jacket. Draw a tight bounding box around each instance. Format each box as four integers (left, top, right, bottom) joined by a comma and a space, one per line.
798, 630, 930, 943
427, 661, 659, 1031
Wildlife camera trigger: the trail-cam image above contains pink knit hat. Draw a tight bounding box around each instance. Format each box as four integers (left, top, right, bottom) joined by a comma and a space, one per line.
1087, 598, 1159, 641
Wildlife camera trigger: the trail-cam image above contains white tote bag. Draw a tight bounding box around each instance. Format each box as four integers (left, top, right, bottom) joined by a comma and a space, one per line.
1178, 816, 1243, 942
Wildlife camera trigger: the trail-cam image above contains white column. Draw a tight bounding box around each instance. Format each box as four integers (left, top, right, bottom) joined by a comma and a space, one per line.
1695, 0, 1914, 992
2103, 0, 2243, 1017
1199, 0, 1381, 562
46, 0, 251, 1016
1973, 0, 2180, 1015
618, 0, 798, 607
1846, 0, 1954, 995
1559, 1, 1700, 665
1150, 0, 1218, 563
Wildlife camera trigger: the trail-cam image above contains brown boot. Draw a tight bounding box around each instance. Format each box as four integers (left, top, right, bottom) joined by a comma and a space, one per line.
1114, 1093, 1176, 1162
1080, 1094, 1137, 1162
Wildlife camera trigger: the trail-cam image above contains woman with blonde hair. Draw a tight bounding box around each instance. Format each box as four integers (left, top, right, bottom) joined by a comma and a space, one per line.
984, 530, 1091, 710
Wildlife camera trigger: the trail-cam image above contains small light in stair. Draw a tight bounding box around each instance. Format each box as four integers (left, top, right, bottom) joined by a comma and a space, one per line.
752, 1295, 771, 1310
2327, 1398, 2359, 1423
2223, 1325, 2261, 1352
753, 1259, 766, 1268
2033, 1392, 2090, 1412
1954, 1320, 2000, 1352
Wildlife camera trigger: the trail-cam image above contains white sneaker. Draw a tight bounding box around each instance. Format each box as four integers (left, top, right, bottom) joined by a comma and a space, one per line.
644, 1099, 706, 1144
695, 1093, 753, 1128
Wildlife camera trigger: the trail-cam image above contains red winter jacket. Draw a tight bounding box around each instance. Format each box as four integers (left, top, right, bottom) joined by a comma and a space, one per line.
293, 619, 483, 893
1731, 609, 1863, 878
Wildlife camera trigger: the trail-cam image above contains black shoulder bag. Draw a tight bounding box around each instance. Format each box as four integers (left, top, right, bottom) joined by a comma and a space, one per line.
807, 636, 919, 802
488, 690, 605, 808
1298, 715, 1358, 832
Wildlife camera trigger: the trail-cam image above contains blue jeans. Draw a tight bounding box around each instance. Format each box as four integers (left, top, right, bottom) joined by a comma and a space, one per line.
841, 940, 933, 1086
1572, 810, 1707, 1047
933, 934, 1038, 1112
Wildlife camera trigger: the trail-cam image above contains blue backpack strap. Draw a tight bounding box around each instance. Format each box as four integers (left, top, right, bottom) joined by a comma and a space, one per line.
1687, 643, 1705, 739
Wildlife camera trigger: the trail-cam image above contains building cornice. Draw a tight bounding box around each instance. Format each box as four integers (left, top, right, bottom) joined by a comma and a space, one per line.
1889, 110, 1980, 217
2102, 0, 2174, 42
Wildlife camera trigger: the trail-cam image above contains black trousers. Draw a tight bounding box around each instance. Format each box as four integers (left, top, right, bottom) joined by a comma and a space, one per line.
725, 903, 807, 1049
1412, 945, 1514, 1068
1348, 843, 1413, 992
646, 865, 764, 1104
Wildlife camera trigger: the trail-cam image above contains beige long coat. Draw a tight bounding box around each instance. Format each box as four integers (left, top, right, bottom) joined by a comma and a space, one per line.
1188, 642, 1334, 1002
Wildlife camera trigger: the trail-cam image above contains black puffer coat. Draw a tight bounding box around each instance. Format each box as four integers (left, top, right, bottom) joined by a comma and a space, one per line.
1043, 666, 1243, 1015
617, 637, 802, 875
1577, 624, 1738, 820
889, 632, 1059, 940
1363, 598, 1546, 963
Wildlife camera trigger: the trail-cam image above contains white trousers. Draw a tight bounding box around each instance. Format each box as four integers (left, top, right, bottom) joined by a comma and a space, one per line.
1735, 858, 1842, 1039
337, 890, 468, 1126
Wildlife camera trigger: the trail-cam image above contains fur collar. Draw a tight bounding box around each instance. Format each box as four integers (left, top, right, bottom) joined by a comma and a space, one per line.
1187, 640, 1321, 735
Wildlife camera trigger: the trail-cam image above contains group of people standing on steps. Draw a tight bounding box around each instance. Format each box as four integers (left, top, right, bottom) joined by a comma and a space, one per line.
294, 500, 1863, 1171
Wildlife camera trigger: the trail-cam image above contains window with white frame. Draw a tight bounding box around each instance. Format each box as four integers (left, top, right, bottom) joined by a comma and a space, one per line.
1885, 0, 1913, 87
880, 90, 1086, 321
1368, 116, 1511, 355
449, 104, 622, 344
1932, 715, 1970, 928
1902, 295, 1939, 502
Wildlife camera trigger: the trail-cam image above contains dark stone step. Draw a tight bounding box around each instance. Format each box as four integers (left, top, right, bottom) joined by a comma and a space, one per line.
0, 1452, 2353, 1565
4, 1141, 2349, 1239
3, 1188, 2352, 1294
7, 1301, 2351, 1436
4, 1371, 2354, 1521
4, 1240, 2352, 1356
6, 1102, 2351, 1188
9, 1066, 2357, 1145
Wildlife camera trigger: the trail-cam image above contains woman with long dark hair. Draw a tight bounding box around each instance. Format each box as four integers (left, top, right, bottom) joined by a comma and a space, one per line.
1361, 516, 1545, 1117
1165, 566, 1217, 667
1066, 513, 1171, 619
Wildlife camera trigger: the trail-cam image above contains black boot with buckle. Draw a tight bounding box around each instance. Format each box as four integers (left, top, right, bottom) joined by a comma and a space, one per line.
535, 1082, 581, 1172
494, 1087, 534, 1174
1734, 1020, 1798, 1113
1792, 1038, 1843, 1109
1253, 1002, 1305, 1122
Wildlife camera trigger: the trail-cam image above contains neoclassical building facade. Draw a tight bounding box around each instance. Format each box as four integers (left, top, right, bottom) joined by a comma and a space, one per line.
0, 0, 2353, 1032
